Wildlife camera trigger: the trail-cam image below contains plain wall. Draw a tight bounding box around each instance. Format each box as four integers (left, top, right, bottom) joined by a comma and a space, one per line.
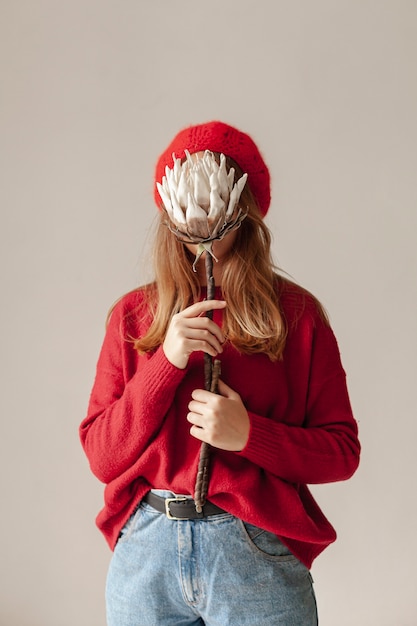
1, 1, 416, 624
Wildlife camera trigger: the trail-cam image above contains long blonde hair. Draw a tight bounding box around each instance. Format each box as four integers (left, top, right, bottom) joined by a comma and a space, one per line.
134, 180, 288, 361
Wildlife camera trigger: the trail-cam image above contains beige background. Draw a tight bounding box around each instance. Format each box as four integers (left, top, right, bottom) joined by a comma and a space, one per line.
1, 1, 416, 625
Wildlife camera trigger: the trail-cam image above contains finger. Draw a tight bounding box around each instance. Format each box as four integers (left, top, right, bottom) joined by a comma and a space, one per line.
177, 336, 221, 360
188, 399, 207, 414
191, 388, 213, 403
189, 424, 206, 443
184, 323, 225, 352
186, 409, 203, 425
169, 312, 225, 349
217, 379, 238, 399
180, 300, 226, 318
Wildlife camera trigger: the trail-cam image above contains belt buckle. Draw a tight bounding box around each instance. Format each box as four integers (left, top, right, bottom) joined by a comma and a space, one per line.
164, 496, 189, 520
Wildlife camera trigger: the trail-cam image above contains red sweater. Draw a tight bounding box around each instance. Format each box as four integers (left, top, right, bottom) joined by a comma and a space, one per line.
80, 280, 360, 569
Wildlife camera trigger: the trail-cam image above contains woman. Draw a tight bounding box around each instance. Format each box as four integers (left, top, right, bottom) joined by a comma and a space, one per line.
80, 120, 360, 625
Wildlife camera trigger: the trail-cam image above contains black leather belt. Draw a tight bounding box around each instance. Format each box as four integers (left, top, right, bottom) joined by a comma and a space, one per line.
143, 491, 226, 520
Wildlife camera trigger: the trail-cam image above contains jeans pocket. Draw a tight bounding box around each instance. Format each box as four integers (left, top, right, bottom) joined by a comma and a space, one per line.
239, 520, 298, 562
117, 503, 142, 545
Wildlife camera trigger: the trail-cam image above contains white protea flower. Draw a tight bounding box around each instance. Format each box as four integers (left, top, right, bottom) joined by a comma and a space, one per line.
156, 150, 248, 268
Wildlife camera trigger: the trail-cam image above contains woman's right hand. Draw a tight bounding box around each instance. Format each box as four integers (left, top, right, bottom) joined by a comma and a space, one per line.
162, 300, 227, 369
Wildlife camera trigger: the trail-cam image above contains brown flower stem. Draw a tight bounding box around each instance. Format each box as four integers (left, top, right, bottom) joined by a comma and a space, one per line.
205, 251, 215, 312
203, 252, 215, 390
194, 252, 218, 513
194, 360, 221, 513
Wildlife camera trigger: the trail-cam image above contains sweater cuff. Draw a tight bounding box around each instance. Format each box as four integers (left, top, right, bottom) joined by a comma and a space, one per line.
141, 345, 187, 397
237, 413, 282, 469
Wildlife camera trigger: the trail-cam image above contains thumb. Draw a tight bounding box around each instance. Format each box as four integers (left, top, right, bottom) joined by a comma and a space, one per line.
217, 379, 237, 398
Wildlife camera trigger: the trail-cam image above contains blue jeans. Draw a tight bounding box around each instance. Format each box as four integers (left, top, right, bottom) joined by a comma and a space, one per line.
106, 490, 318, 626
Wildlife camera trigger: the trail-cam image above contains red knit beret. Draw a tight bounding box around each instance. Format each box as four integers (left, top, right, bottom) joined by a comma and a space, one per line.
154, 120, 271, 217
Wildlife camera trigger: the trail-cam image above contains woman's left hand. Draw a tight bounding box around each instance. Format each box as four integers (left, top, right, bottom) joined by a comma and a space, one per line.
187, 380, 250, 452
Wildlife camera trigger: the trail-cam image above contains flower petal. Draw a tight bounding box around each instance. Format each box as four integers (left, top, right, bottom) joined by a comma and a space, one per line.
186, 193, 209, 238
170, 191, 187, 226
208, 213, 224, 239
193, 166, 211, 210
177, 170, 190, 207
226, 173, 248, 218
156, 181, 173, 213
217, 154, 230, 199
227, 168, 235, 191
184, 150, 195, 168
172, 154, 182, 182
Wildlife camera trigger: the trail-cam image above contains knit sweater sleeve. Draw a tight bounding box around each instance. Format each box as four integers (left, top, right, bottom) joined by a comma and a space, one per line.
79, 294, 186, 483
238, 315, 360, 484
